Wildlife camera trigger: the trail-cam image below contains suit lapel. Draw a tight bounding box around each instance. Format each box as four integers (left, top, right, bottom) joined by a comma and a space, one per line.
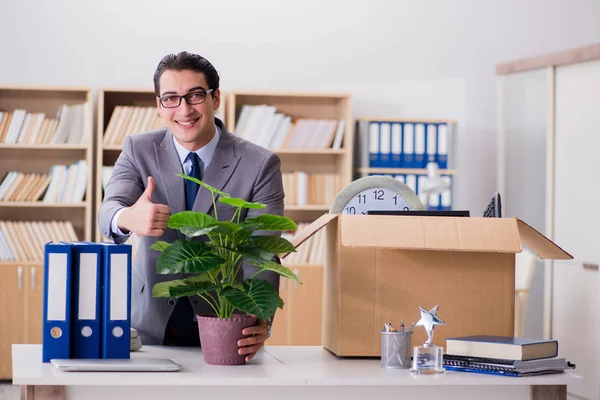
154, 132, 186, 216
194, 125, 241, 215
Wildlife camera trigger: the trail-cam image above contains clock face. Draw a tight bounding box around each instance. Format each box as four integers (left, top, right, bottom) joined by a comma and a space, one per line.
329, 175, 424, 214
342, 187, 413, 215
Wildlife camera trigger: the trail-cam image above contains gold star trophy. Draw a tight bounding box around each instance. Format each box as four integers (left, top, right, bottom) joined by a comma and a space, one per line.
409, 305, 445, 375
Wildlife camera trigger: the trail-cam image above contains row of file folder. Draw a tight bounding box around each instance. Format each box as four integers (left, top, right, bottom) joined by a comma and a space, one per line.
360, 121, 451, 169
371, 173, 453, 211
42, 241, 132, 362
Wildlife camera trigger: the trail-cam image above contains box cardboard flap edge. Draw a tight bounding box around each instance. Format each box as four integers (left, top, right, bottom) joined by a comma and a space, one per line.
281, 213, 338, 259
338, 215, 522, 253
516, 218, 572, 260
282, 214, 572, 260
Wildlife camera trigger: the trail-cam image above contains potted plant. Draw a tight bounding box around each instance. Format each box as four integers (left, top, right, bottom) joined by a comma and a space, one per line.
151, 174, 299, 365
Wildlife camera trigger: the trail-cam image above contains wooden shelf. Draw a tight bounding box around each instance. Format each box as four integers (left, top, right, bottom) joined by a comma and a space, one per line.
274, 149, 347, 155
0, 261, 44, 266
0, 202, 88, 208
0, 144, 88, 150
284, 204, 330, 211
357, 167, 457, 175
357, 117, 457, 123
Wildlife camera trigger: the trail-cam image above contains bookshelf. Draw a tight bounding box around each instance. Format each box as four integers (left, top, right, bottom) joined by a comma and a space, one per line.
0, 85, 93, 378
355, 117, 457, 210
225, 91, 352, 346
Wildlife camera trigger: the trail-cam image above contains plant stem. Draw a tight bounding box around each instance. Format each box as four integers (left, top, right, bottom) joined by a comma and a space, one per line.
196, 293, 219, 316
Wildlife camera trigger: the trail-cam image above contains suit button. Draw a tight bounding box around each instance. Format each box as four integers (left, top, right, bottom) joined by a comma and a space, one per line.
167, 298, 176, 307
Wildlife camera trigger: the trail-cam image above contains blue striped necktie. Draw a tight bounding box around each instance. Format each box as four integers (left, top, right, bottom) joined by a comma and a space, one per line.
185, 152, 202, 211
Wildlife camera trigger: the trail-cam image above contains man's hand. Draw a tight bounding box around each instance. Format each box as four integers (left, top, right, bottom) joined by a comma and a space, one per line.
238, 319, 268, 362
118, 176, 170, 237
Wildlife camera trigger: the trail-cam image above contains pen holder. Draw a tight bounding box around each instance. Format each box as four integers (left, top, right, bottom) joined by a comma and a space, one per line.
380, 330, 412, 369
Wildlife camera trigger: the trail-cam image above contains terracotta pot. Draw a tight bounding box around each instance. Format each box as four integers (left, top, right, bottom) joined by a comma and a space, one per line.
197, 314, 258, 365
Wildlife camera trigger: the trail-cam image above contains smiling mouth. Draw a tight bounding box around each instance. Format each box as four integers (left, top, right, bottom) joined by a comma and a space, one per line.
176, 118, 199, 127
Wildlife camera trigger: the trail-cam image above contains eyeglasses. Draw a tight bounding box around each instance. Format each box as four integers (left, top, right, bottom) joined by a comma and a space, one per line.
158, 89, 214, 108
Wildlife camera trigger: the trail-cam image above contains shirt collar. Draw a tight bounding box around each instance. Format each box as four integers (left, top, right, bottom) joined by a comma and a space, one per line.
172, 124, 221, 168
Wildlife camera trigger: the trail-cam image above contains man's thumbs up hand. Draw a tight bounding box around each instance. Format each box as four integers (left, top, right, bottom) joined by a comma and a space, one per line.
117, 176, 171, 237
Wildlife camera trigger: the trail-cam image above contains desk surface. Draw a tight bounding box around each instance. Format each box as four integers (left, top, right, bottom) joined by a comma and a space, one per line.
12, 344, 583, 387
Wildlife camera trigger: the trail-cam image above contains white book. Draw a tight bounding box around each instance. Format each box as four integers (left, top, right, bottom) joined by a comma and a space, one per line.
331, 119, 346, 149
51, 104, 71, 144
27, 113, 46, 144
43, 165, 67, 203
102, 166, 114, 190
70, 160, 88, 203
234, 105, 254, 137
4, 109, 27, 144
15, 113, 33, 144
296, 171, 308, 206
270, 116, 292, 148
0, 171, 18, 200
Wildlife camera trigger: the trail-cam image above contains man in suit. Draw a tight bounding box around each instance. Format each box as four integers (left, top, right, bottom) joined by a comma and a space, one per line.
98, 51, 284, 362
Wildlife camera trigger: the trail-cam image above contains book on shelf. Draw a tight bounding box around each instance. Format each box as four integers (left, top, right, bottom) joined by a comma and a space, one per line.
0, 220, 78, 262
0, 103, 88, 145
103, 106, 164, 147
0, 161, 88, 204
443, 354, 574, 377
282, 172, 341, 206
445, 335, 559, 361
234, 104, 345, 150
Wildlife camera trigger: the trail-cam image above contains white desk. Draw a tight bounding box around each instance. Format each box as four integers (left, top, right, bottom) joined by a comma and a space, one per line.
13, 345, 582, 400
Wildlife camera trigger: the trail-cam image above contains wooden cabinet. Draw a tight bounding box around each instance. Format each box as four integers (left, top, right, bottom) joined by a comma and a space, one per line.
0, 264, 28, 379
268, 265, 323, 346
25, 264, 44, 344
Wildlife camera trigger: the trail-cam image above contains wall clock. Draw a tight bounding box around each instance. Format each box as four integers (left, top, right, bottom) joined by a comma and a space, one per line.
329, 175, 424, 215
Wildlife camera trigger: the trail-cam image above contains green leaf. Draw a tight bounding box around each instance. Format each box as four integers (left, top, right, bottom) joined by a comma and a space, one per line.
156, 240, 225, 274
168, 211, 218, 237
152, 279, 186, 297
221, 279, 280, 321
183, 267, 219, 284
236, 246, 276, 265
169, 281, 219, 297
245, 236, 296, 254
150, 241, 170, 252
208, 220, 243, 236
177, 174, 230, 197
250, 260, 300, 282
219, 197, 266, 209
242, 215, 297, 231
277, 295, 284, 309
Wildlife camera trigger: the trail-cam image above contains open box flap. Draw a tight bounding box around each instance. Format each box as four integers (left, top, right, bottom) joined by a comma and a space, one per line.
516, 219, 573, 260
280, 213, 337, 259
339, 215, 522, 253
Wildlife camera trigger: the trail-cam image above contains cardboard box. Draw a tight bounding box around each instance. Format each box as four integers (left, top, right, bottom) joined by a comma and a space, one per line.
287, 214, 572, 357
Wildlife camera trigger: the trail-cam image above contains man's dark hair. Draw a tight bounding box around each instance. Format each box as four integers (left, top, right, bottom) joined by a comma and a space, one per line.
153, 51, 220, 97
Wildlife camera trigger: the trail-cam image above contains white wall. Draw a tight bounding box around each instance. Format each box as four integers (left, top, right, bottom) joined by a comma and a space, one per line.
1, 0, 600, 214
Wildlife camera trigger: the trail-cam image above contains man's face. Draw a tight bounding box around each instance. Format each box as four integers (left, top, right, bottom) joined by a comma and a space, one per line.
156, 69, 220, 151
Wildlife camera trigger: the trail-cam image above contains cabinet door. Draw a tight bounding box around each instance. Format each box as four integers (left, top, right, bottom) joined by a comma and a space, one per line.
0, 265, 27, 379
25, 265, 44, 344
288, 266, 323, 345
266, 278, 290, 345
553, 59, 600, 400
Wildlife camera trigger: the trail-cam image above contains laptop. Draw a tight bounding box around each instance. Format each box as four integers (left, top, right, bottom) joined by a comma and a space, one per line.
51, 357, 181, 372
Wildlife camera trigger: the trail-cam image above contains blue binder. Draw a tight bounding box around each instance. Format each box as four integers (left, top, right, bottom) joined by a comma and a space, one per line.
414, 123, 426, 168
390, 123, 402, 168
101, 243, 132, 359
401, 123, 414, 168
379, 122, 391, 167
71, 242, 103, 359
426, 123, 437, 164
436, 123, 449, 169
368, 122, 381, 167
42, 242, 73, 362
